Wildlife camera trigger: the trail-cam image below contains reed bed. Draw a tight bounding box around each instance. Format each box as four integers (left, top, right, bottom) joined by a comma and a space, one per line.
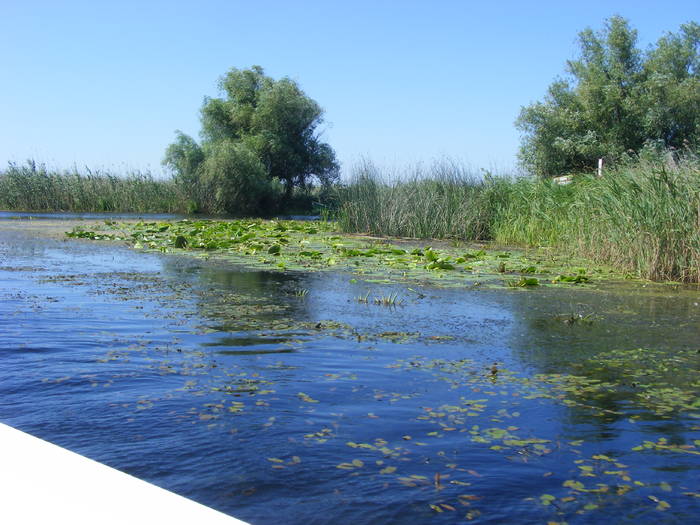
337, 159, 500, 240
0, 161, 186, 213
337, 155, 700, 283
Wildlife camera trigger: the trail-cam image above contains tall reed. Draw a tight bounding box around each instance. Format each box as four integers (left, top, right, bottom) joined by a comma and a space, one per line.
0, 161, 187, 213
336, 154, 700, 283
337, 159, 501, 240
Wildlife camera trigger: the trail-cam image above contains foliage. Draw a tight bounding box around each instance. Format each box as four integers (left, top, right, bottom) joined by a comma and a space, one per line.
336, 158, 499, 240
335, 153, 700, 283
492, 153, 700, 281
0, 160, 185, 213
163, 66, 339, 214
162, 131, 204, 210
516, 16, 700, 176
199, 140, 282, 216
68, 216, 610, 291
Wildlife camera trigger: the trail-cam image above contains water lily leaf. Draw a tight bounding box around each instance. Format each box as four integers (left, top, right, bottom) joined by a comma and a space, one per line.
540, 494, 556, 506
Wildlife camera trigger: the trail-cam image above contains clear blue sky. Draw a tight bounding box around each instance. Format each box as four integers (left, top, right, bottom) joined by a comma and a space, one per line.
1, 1, 697, 176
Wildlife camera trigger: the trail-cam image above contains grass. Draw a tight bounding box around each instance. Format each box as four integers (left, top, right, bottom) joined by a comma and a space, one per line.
336, 154, 700, 283
0, 160, 332, 216
0, 161, 186, 213
337, 159, 497, 241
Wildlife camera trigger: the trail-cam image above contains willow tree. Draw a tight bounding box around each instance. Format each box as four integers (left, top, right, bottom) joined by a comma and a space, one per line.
164, 66, 338, 213
516, 17, 700, 176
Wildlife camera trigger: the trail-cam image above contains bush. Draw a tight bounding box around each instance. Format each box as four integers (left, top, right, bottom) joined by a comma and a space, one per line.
200, 142, 282, 215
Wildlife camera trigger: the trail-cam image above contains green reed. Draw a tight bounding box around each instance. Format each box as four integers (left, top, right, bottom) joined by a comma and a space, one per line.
337, 154, 700, 283
0, 160, 187, 213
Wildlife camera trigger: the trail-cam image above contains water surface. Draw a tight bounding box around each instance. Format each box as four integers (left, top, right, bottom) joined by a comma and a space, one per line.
1, 220, 699, 524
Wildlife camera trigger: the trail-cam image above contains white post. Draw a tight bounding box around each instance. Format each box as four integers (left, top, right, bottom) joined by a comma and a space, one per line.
597, 158, 603, 177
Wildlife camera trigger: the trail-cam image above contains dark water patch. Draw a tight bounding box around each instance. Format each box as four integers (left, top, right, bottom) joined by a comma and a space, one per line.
214, 348, 298, 356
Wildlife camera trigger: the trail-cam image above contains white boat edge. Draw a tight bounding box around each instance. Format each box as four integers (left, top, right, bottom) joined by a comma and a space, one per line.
0, 422, 250, 525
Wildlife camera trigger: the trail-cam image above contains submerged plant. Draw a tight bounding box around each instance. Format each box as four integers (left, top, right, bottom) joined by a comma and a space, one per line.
555, 312, 598, 325
372, 292, 404, 307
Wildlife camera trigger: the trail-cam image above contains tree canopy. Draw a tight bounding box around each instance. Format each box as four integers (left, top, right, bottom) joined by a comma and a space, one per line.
516, 16, 700, 176
164, 66, 338, 214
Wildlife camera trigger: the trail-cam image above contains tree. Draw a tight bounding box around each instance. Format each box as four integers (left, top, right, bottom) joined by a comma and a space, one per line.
516, 17, 700, 176
163, 131, 204, 195
164, 66, 339, 213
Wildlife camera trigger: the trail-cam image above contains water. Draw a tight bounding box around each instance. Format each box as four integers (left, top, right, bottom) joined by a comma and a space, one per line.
1, 220, 699, 524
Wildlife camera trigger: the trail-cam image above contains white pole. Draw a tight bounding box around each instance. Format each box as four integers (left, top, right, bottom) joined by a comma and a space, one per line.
597, 158, 603, 177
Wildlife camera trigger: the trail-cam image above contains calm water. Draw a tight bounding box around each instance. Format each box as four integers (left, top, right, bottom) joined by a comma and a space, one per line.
1, 222, 699, 524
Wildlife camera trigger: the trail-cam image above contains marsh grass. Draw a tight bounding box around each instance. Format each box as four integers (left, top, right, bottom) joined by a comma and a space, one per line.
0, 160, 186, 213
0, 160, 333, 216
337, 159, 499, 240
337, 154, 700, 283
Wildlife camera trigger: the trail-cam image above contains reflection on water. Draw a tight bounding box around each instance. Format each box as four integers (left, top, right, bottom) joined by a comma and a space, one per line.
1, 223, 699, 524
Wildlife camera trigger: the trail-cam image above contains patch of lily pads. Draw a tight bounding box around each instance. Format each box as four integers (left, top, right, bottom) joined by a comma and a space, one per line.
66, 218, 631, 289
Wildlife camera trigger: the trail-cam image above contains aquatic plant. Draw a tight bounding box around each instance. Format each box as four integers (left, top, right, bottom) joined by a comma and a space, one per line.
0, 160, 185, 213
0, 159, 333, 216
372, 292, 404, 307
65, 217, 625, 291
506, 277, 539, 287
336, 158, 499, 241
354, 291, 371, 304
336, 153, 700, 283
555, 312, 598, 325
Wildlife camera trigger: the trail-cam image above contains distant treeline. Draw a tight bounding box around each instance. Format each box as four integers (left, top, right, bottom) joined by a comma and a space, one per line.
336, 151, 700, 283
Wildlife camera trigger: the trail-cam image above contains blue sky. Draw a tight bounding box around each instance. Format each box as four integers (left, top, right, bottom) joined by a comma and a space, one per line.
0, 1, 697, 176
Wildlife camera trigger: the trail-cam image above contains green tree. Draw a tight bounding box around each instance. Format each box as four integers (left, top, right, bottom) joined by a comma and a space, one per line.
162, 131, 204, 205
516, 16, 700, 176
164, 66, 338, 213
200, 140, 281, 216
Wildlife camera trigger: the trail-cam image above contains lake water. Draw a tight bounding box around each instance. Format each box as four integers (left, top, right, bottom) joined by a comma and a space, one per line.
1, 219, 699, 523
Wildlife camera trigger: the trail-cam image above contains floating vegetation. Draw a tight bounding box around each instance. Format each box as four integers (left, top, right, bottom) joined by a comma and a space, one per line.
553, 270, 590, 284
506, 277, 540, 287
65, 218, 629, 291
